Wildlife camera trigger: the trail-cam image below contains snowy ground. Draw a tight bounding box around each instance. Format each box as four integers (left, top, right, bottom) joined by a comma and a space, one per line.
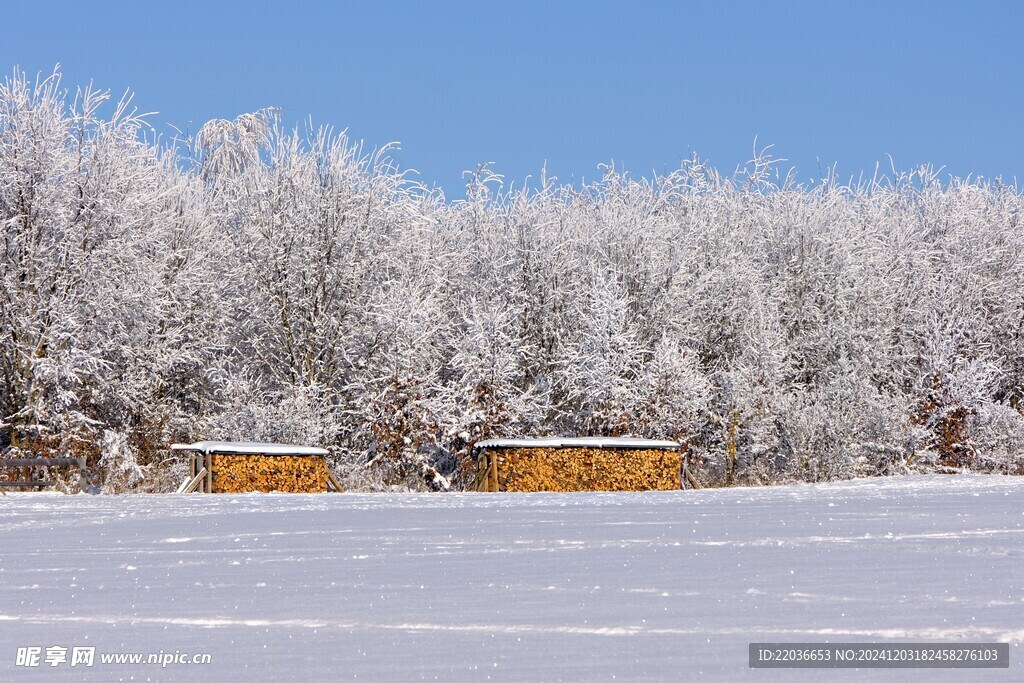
0, 475, 1021, 682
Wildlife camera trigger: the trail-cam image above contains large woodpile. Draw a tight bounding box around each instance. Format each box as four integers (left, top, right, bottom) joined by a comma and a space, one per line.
210, 455, 328, 493
475, 447, 681, 492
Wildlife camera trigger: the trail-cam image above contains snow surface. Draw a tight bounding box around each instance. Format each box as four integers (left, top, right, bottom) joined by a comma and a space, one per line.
474, 437, 681, 450
170, 441, 329, 456
0, 475, 1021, 682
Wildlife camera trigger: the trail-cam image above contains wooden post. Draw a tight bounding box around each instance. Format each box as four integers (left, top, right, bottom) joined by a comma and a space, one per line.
475, 453, 487, 492
177, 467, 208, 494
205, 453, 213, 493
489, 451, 499, 492
682, 460, 701, 490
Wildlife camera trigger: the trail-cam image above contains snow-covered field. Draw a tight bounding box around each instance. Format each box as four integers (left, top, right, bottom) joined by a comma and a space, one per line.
0, 475, 1020, 681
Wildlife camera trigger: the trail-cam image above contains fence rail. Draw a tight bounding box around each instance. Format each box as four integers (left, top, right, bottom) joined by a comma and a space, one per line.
2, 458, 86, 467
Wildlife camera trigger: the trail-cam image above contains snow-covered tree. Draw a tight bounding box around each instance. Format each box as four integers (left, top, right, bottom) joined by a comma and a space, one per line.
4, 67, 1024, 490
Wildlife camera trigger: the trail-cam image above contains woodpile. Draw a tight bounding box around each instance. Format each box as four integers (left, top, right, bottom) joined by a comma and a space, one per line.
209, 455, 328, 493
172, 442, 337, 494
474, 445, 681, 492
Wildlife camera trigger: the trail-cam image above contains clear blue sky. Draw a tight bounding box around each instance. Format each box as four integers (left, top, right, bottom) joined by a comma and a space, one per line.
2, 1, 1021, 196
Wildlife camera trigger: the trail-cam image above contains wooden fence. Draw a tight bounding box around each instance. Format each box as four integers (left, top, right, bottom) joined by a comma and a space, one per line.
0, 457, 87, 492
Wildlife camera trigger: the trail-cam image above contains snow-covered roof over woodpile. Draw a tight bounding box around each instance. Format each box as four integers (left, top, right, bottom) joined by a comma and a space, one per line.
170, 441, 329, 456
473, 437, 681, 450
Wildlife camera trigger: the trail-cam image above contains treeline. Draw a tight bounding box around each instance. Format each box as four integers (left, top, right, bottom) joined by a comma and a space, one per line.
2, 68, 1023, 492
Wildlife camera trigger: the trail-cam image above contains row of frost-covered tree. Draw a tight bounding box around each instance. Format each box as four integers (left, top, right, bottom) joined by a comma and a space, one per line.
2, 68, 1023, 492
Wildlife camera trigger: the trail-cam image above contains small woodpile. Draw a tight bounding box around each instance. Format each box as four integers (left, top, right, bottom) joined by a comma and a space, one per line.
471, 437, 683, 492
171, 441, 341, 493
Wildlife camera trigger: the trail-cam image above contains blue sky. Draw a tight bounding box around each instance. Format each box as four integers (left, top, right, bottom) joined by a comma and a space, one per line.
2, 1, 1021, 196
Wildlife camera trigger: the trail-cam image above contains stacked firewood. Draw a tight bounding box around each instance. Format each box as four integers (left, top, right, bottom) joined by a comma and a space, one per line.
210, 455, 328, 493
479, 447, 680, 492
